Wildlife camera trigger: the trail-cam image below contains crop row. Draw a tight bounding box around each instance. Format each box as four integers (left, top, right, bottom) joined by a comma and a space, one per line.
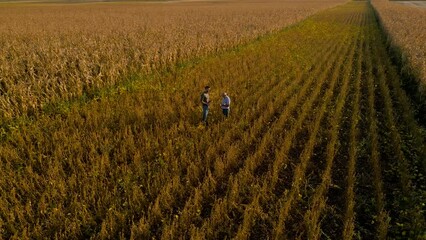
0, 0, 345, 121
371, 0, 426, 89
0, 7, 339, 238
1, 2, 425, 239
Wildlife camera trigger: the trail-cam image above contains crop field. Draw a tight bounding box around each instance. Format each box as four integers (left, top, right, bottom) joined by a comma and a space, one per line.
1, 1, 425, 240
372, 0, 426, 86
0, 0, 343, 121
371, 0, 426, 125
394, 1, 426, 8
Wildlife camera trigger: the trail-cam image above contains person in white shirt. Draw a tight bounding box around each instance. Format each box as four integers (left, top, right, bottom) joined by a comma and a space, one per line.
221, 92, 231, 117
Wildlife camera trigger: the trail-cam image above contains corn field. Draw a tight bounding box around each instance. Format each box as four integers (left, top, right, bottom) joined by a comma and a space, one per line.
1, 1, 425, 239
371, 0, 426, 90
0, 0, 343, 121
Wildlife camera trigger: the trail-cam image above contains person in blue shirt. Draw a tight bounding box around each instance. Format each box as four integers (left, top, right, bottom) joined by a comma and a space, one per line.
221, 92, 231, 117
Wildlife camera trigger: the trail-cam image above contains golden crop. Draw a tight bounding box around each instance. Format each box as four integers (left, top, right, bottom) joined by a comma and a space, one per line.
1, 1, 425, 240
0, 1, 343, 121
371, 0, 426, 92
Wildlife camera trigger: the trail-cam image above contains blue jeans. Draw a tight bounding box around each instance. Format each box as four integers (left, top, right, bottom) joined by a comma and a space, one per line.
222, 108, 229, 117
202, 105, 209, 124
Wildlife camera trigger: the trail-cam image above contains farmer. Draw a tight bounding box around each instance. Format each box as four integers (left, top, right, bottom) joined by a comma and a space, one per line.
201, 86, 211, 125
221, 92, 231, 117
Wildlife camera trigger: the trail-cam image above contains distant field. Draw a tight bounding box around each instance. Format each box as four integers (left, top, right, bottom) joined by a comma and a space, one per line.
372, 0, 426, 109
0, 0, 343, 121
393, 1, 426, 7
0, 0, 209, 3
1, 1, 425, 239
0, 0, 171, 3
0, 0, 167, 2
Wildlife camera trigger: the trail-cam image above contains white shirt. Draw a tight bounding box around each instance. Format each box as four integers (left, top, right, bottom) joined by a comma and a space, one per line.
221, 96, 231, 109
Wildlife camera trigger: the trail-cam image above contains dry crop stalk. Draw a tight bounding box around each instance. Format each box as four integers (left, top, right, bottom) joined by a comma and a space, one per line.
273, 25, 355, 239
304, 26, 359, 240
365, 33, 390, 239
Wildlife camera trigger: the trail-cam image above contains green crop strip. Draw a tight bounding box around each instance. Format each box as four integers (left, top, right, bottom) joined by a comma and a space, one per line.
1, 2, 425, 239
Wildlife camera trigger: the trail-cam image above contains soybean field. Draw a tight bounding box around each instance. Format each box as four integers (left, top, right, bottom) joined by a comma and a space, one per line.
1, 1, 425, 239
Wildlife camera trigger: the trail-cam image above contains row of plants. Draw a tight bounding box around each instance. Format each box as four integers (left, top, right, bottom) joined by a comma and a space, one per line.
0, 0, 345, 121
2, 2, 425, 239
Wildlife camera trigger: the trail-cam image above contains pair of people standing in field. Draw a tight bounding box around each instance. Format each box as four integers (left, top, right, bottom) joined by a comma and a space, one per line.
201, 86, 230, 126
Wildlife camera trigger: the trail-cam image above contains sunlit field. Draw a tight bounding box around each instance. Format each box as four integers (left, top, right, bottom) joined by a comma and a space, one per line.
0, 0, 343, 120
1, 1, 425, 239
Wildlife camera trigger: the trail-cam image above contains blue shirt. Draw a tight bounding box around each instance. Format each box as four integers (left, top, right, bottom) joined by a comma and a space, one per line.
221, 96, 230, 109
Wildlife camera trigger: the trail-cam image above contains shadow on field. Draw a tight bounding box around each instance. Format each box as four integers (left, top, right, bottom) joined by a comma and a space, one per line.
371, 3, 426, 127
